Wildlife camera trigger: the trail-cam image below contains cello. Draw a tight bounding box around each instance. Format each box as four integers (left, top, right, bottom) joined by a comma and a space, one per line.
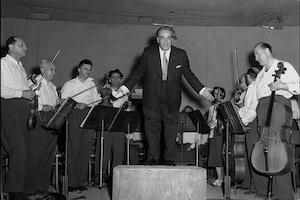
251, 62, 292, 198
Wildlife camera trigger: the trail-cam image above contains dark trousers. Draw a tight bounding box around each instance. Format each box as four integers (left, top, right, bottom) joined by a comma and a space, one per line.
24, 111, 57, 194
243, 119, 259, 192
143, 82, 179, 162
1, 98, 29, 192
94, 131, 125, 183
68, 108, 94, 187
254, 96, 294, 200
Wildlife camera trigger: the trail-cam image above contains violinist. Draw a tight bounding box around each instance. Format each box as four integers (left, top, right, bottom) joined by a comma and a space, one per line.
1, 36, 35, 200
233, 73, 248, 107
61, 59, 101, 192
94, 69, 128, 185
250, 42, 300, 199
24, 60, 59, 196
207, 86, 226, 186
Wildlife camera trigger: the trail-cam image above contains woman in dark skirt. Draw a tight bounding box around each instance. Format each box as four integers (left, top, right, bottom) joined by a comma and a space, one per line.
207, 87, 226, 186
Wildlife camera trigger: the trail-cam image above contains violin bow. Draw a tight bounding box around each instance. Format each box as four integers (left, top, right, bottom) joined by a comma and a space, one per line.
31, 49, 61, 90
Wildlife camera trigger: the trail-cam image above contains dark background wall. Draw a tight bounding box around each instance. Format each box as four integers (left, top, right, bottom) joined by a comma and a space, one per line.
1, 18, 299, 112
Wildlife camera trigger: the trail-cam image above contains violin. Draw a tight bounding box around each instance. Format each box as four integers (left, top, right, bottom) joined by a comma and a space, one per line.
99, 73, 113, 106
27, 74, 41, 130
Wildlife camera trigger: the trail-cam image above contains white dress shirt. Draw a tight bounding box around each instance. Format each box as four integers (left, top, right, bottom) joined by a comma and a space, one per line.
238, 82, 258, 126
32, 75, 58, 111
256, 59, 300, 99
159, 47, 171, 68
241, 58, 300, 125
1, 54, 30, 99
61, 77, 101, 107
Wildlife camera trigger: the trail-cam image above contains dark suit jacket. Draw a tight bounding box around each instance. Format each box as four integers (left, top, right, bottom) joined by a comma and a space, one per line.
125, 45, 204, 113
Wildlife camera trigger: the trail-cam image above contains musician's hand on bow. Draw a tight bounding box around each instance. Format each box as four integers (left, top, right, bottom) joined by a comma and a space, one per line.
208, 120, 217, 129
200, 87, 214, 102
22, 90, 36, 100
268, 80, 288, 91
42, 105, 55, 112
75, 103, 87, 110
56, 98, 64, 105
112, 85, 129, 99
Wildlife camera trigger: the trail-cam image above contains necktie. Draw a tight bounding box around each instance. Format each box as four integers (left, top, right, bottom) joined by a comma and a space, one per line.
162, 52, 168, 81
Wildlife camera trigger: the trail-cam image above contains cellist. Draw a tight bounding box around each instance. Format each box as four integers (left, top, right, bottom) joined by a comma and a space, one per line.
250, 42, 300, 199
1, 36, 35, 200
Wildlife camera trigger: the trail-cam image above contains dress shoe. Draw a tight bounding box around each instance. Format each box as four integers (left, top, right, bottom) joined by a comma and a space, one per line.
77, 185, 88, 191
165, 160, 176, 166
144, 159, 157, 165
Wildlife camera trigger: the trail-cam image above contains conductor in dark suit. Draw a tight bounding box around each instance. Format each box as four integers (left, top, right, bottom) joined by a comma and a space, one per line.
113, 26, 214, 165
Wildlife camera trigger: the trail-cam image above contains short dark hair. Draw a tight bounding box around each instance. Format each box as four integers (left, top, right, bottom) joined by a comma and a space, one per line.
254, 42, 272, 53
4, 36, 18, 53
78, 59, 92, 68
109, 69, 123, 79
246, 67, 260, 78
156, 26, 177, 40
212, 86, 226, 99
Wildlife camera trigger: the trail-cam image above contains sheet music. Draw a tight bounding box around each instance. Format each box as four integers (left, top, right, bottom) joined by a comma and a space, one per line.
80, 105, 95, 128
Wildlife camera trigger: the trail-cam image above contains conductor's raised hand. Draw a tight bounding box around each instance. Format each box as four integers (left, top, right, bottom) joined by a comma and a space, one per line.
200, 87, 214, 102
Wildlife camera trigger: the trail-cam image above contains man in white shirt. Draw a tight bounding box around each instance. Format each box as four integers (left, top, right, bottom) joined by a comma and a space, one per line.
250, 42, 299, 199
23, 60, 59, 196
1, 36, 35, 200
61, 59, 101, 191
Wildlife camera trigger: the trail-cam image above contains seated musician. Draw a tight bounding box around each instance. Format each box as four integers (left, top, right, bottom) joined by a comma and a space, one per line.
207, 86, 226, 186
1, 36, 35, 200
61, 59, 101, 192
235, 67, 260, 193
94, 69, 128, 185
24, 60, 59, 197
233, 73, 248, 107
248, 42, 300, 199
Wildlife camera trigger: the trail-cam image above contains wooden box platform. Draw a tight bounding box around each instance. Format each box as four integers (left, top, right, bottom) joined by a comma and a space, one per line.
112, 165, 206, 200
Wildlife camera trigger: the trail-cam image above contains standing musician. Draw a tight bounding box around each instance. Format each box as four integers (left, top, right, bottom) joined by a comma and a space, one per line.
113, 26, 214, 166
249, 42, 300, 199
61, 59, 101, 191
94, 69, 127, 185
23, 59, 60, 196
207, 87, 226, 186
1, 36, 35, 200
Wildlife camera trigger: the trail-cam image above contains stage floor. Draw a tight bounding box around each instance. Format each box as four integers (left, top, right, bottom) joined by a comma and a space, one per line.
67, 183, 300, 200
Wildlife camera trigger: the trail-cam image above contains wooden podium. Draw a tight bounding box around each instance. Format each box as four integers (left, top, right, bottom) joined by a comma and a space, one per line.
112, 165, 206, 200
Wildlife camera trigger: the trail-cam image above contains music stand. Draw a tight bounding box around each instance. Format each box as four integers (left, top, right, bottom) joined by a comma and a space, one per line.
80, 104, 141, 188
218, 100, 248, 200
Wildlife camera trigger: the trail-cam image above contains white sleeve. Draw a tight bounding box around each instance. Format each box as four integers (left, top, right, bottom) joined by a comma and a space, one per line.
1, 61, 23, 98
